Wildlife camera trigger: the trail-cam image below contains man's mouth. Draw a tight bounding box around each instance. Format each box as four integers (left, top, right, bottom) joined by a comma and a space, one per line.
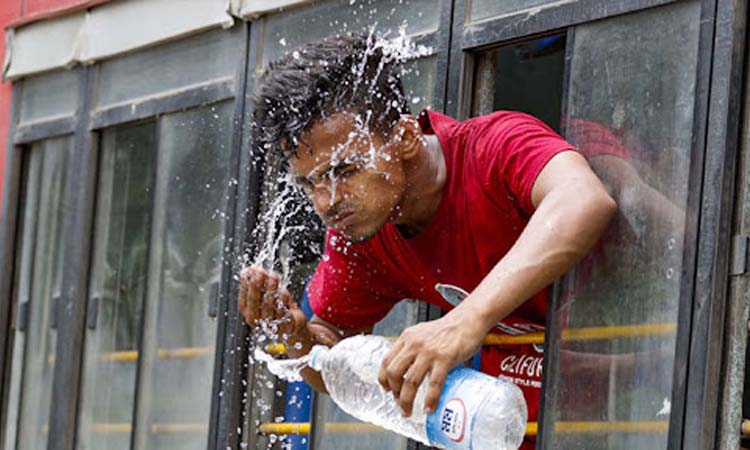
330, 210, 356, 228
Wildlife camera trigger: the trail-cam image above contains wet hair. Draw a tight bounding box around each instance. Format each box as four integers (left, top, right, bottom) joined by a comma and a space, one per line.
251, 32, 410, 160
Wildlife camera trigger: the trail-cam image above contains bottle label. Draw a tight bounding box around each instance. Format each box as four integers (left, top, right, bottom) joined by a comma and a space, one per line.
426, 367, 484, 449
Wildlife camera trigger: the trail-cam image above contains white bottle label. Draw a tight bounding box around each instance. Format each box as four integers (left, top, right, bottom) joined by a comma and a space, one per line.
441, 398, 467, 442
426, 367, 484, 449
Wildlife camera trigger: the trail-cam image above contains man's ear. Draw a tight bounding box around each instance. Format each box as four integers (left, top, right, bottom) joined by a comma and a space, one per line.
392, 115, 423, 161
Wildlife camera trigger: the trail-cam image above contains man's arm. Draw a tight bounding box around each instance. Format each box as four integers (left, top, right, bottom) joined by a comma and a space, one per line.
238, 266, 372, 393
378, 151, 617, 417
290, 314, 373, 393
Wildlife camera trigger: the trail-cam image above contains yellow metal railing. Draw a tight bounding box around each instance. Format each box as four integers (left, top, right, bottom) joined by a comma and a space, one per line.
98, 346, 213, 363
266, 322, 677, 355
92, 423, 208, 434
48, 346, 214, 365
258, 421, 669, 436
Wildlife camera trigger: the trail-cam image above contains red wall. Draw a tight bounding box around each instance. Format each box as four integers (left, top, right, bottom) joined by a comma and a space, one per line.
0, 0, 23, 213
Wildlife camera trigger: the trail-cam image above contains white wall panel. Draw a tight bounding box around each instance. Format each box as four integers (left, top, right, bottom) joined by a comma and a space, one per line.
80, 0, 234, 63
4, 13, 84, 80
4, 0, 234, 80
228, 0, 312, 19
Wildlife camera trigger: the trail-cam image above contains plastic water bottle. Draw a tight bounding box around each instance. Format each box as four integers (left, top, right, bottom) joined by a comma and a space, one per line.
308, 335, 527, 449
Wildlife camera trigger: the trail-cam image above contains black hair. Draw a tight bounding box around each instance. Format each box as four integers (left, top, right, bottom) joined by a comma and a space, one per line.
251, 31, 410, 160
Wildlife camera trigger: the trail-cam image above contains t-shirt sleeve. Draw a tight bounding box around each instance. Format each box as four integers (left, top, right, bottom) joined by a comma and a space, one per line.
307, 230, 401, 329
475, 112, 578, 216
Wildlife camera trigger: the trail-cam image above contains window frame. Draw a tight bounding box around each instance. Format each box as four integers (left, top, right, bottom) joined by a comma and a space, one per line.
0, 66, 86, 450
0, 1, 746, 449
1, 24, 252, 450
236, 2, 456, 449
446, 0, 746, 449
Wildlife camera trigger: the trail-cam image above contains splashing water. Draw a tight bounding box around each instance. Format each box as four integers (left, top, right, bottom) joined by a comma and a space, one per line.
253, 347, 311, 382
241, 28, 434, 344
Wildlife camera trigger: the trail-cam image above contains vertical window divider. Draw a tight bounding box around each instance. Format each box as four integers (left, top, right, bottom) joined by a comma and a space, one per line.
677, 0, 748, 449
664, 0, 719, 447
48, 65, 97, 450
212, 20, 253, 450
445, 0, 469, 120
0, 89, 22, 450
225, 19, 265, 450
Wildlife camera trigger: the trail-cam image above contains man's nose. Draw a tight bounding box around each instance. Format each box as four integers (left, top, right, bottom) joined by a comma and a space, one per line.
311, 184, 337, 214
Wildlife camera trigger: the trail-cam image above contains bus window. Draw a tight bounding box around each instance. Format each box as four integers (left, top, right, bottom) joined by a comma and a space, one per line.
3, 136, 73, 450
472, 34, 566, 129
542, 2, 700, 449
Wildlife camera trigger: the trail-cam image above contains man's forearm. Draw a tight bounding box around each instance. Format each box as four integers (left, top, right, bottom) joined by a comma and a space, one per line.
453, 180, 616, 332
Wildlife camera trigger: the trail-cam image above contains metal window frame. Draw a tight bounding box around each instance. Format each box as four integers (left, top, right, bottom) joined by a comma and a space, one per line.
238, 12, 293, 449
676, 1, 747, 449
226, 1, 455, 449
0, 67, 84, 450
716, 9, 750, 447
444, 1, 747, 450
0, 1, 742, 450
212, 20, 253, 450
48, 66, 96, 450
445, 0, 686, 120
0, 25, 251, 450
0, 84, 22, 450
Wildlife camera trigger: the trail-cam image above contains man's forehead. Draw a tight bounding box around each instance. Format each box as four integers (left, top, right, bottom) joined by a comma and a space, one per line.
292, 113, 376, 169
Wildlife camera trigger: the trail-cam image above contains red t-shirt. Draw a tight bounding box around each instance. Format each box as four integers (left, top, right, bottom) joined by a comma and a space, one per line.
309, 109, 576, 448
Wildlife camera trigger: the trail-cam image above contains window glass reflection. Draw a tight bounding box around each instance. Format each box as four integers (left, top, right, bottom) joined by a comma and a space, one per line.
543, 2, 701, 449
77, 122, 156, 450
4, 136, 74, 450
311, 301, 419, 450
133, 102, 234, 450
262, 0, 440, 65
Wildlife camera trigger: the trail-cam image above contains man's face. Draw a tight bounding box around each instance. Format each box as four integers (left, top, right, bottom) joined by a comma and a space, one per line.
289, 112, 407, 242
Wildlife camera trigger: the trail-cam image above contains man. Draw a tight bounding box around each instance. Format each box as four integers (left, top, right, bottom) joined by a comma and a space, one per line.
238, 32, 616, 449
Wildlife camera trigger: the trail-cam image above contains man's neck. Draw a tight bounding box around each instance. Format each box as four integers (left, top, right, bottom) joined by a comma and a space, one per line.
392, 134, 446, 238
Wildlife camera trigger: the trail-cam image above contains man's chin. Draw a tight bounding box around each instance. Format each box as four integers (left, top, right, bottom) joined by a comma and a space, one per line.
335, 225, 379, 243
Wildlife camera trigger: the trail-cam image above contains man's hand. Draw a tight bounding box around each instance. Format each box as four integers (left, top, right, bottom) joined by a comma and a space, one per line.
238, 265, 310, 348
378, 310, 484, 417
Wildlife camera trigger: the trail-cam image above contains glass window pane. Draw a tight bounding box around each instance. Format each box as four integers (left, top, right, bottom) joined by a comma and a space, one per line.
19, 70, 79, 124
261, 0, 440, 65
133, 102, 235, 450
3, 136, 74, 450
312, 301, 420, 450
403, 55, 438, 113
542, 2, 701, 449
248, 9, 441, 446
95, 28, 241, 109
77, 122, 157, 450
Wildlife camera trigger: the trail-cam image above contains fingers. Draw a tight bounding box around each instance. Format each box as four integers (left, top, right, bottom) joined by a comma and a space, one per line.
379, 339, 404, 392
380, 344, 417, 404
423, 364, 449, 414
238, 265, 293, 329
260, 272, 283, 322
398, 356, 430, 417
238, 266, 262, 326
